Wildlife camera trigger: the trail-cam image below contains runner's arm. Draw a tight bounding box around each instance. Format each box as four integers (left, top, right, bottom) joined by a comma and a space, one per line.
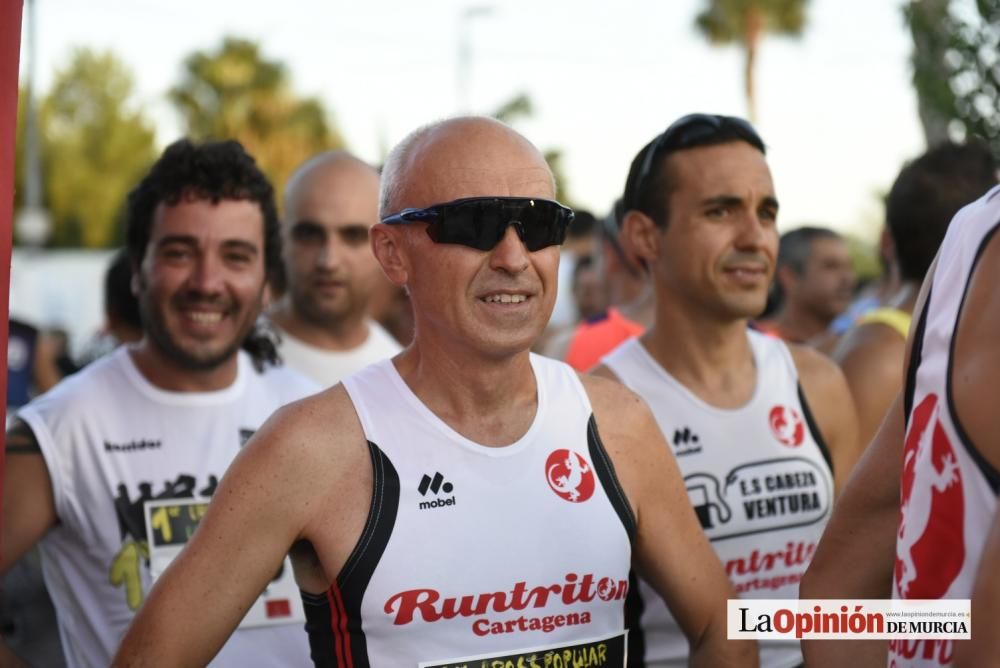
950, 228, 1000, 666
801, 255, 938, 666
584, 375, 758, 667
113, 395, 347, 666
1, 419, 58, 573
789, 345, 860, 496
799, 393, 903, 666
832, 322, 906, 456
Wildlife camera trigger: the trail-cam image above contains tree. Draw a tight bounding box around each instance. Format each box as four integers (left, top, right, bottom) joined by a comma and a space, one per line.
490, 92, 574, 206
169, 37, 344, 199
694, 0, 811, 122
15, 49, 157, 247
906, 0, 1000, 159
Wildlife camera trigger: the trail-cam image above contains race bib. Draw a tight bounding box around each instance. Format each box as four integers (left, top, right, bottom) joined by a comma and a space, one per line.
144, 498, 306, 629
419, 630, 627, 668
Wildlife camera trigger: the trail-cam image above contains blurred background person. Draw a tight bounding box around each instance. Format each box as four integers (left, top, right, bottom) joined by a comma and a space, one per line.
268, 151, 401, 386
77, 249, 144, 365
103, 249, 143, 345
554, 200, 653, 371
570, 254, 604, 322
6, 318, 41, 421
833, 141, 997, 451
757, 226, 855, 345
2, 320, 66, 668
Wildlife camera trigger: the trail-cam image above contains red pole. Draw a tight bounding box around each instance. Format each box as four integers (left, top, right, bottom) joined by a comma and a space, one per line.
1, 1, 26, 516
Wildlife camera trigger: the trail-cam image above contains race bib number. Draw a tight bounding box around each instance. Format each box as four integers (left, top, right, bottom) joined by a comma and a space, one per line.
144, 498, 305, 629
419, 630, 627, 668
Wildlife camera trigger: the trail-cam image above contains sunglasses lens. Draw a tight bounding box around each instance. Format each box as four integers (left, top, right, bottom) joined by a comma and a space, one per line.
517, 202, 568, 251
432, 199, 569, 252
432, 200, 498, 250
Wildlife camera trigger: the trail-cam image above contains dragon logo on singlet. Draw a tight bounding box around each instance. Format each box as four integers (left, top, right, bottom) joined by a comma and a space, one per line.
768, 405, 805, 448
894, 394, 965, 599
545, 449, 595, 503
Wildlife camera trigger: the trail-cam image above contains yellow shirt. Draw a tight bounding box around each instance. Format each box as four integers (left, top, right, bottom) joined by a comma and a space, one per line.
857, 306, 911, 339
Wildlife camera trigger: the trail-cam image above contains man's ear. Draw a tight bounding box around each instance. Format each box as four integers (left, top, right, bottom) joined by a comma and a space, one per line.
621, 209, 660, 263
371, 223, 409, 286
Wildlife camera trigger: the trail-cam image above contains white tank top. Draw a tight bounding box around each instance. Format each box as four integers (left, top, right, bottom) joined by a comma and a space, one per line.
308, 354, 635, 666
18, 347, 319, 668
889, 186, 1000, 668
602, 331, 834, 668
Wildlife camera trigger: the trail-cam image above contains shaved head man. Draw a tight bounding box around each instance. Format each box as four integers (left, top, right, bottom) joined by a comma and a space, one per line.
116, 118, 753, 667
270, 151, 400, 386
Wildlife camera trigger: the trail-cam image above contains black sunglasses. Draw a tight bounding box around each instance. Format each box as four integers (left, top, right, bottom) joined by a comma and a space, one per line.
380, 196, 575, 252
626, 113, 764, 212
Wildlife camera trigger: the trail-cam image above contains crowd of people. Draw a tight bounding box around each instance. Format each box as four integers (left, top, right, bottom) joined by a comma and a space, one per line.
1, 113, 997, 668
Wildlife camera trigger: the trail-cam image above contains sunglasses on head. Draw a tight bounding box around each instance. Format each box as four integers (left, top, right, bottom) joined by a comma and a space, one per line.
626, 113, 764, 211
380, 196, 575, 252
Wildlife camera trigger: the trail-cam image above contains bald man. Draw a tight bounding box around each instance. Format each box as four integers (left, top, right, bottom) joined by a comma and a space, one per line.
270, 151, 401, 386
114, 118, 754, 667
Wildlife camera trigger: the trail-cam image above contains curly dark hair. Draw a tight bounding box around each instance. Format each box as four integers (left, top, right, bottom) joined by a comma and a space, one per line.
124, 138, 282, 370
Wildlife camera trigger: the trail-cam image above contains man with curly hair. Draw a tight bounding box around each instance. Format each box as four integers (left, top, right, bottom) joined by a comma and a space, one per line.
1, 139, 317, 667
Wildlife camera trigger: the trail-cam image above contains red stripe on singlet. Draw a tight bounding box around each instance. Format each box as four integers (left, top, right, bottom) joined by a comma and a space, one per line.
328, 582, 354, 668
326, 587, 347, 667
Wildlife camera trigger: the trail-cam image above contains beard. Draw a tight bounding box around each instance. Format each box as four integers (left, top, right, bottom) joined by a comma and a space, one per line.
138, 291, 258, 371
290, 281, 366, 329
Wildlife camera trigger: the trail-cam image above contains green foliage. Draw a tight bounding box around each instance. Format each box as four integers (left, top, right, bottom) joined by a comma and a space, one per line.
487, 92, 575, 206
15, 49, 157, 247
694, 0, 811, 121
906, 0, 1000, 160
169, 37, 345, 200
492, 93, 534, 124
542, 148, 574, 206
695, 0, 808, 43
844, 235, 883, 285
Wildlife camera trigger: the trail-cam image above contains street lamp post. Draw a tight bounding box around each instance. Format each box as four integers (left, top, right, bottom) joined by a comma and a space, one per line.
456, 5, 494, 114
17, 0, 51, 248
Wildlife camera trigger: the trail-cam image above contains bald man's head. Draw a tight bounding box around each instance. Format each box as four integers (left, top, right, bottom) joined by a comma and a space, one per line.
277, 151, 384, 335
379, 117, 555, 218
371, 116, 563, 358
285, 151, 379, 221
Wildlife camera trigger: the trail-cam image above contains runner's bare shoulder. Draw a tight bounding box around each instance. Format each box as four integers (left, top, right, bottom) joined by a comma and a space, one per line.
240, 383, 370, 491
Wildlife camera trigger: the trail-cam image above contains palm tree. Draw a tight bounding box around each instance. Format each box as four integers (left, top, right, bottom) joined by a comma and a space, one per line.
695, 0, 810, 122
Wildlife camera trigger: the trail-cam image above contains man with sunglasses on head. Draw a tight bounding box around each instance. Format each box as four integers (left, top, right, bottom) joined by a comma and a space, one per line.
116, 116, 753, 667
593, 114, 858, 667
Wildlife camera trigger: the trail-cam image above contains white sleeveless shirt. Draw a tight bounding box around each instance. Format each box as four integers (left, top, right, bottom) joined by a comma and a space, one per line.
18, 347, 318, 668
603, 330, 834, 668
304, 354, 635, 667
889, 186, 1000, 667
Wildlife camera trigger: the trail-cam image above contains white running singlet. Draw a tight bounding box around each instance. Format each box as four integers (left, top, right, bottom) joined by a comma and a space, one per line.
889, 186, 1000, 668
305, 354, 636, 667
17, 347, 319, 668
276, 319, 401, 388
602, 330, 834, 668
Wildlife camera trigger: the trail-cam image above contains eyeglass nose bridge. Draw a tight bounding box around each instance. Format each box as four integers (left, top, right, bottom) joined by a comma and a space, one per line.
499, 219, 526, 243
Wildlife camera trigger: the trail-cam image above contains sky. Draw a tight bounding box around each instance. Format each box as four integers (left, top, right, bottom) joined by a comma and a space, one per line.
18, 0, 929, 240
